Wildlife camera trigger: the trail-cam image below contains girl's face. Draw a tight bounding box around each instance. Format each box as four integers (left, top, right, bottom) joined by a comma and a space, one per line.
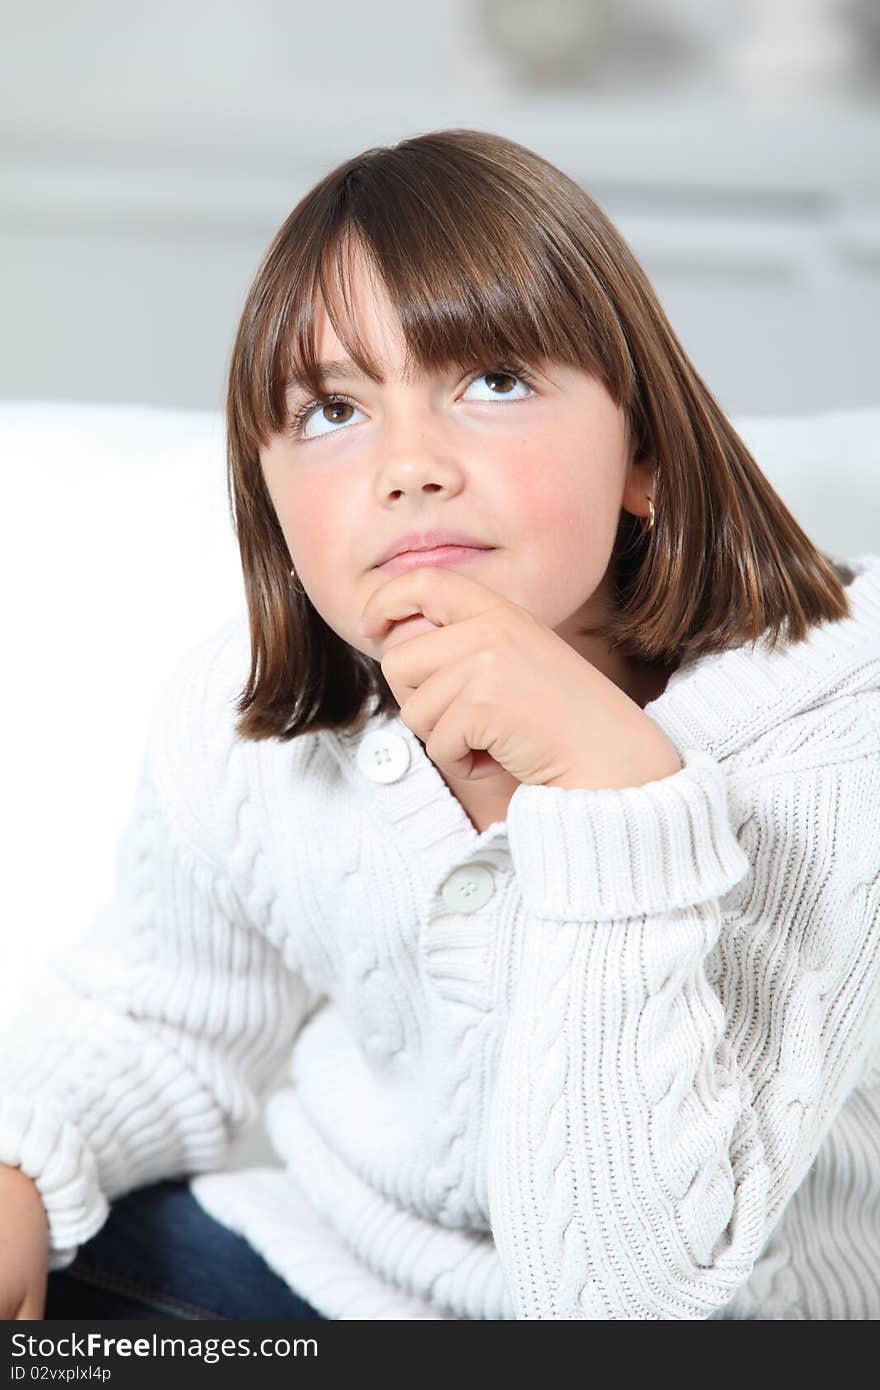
259, 252, 657, 697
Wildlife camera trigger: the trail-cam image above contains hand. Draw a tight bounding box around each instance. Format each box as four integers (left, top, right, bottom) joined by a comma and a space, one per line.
0, 1165, 50, 1320
358, 566, 683, 790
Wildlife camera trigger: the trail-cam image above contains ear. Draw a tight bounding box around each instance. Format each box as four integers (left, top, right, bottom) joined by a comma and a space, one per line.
621, 455, 656, 523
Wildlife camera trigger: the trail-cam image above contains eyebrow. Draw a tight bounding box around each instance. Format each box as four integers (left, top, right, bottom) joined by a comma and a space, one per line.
282, 355, 527, 397
284, 358, 369, 393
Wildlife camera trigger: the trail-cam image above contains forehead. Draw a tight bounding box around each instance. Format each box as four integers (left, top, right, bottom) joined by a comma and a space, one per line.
312, 253, 405, 368
285, 274, 435, 397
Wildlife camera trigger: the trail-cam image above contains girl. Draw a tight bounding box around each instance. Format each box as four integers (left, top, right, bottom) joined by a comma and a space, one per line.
2, 128, 879, 1322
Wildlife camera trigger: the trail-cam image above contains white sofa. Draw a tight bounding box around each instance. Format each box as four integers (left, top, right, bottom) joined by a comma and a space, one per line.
2, 398, 879, 1172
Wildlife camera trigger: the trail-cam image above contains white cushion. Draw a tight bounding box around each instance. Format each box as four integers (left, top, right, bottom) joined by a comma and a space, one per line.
732, 409, 880, 574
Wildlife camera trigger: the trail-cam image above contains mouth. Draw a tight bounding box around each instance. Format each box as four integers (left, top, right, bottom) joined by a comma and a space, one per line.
373, 545, 494, 576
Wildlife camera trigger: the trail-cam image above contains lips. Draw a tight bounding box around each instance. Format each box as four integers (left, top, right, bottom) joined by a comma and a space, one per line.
374, 545, 493, 577
373, 529, 492, 568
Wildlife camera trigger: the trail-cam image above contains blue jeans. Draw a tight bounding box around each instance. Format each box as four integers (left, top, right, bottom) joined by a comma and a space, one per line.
43, 1178, 326, 1320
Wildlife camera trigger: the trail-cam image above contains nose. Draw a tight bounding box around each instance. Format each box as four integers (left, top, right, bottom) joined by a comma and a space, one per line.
374, 425, 464, 501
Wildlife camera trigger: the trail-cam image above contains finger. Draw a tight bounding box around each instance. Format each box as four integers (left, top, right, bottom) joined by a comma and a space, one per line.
398, 655, 470, 745
360, 566, 504, 638
424, 688, 496, 782
380, 614, 487, 699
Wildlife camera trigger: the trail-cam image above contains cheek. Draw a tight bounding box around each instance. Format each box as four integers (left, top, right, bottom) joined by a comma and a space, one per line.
279, 479, 346, 580
499, 452, 617, 615
261, 459, 360, 629
296, 514, 338, 572
505, 457, 606, 549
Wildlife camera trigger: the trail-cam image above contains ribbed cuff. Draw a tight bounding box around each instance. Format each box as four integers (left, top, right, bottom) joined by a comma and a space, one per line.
0, 1094, 109, 1270
506, 747, 751, 922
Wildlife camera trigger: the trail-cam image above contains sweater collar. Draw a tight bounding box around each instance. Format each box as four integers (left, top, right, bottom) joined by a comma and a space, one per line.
646, 551, 880, 762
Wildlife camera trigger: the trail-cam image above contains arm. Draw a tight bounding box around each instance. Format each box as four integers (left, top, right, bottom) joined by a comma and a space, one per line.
488, 742, 880, 1318
0, 641, 323, 1272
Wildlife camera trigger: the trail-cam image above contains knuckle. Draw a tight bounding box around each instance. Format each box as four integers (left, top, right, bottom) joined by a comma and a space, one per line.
400, 698, 422, 737
472, 650, 500, 700
470, 691, 495, 718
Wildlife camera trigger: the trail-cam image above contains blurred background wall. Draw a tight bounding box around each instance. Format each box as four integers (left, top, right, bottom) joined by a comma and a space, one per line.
2, 0, 879, 418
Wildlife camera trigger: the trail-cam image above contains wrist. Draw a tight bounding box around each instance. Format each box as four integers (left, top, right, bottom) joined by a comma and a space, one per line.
547, 736, 683, 792
0, 1164, 48, 1223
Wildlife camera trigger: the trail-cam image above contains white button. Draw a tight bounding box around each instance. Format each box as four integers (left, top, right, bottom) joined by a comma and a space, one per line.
440, 863, 495, 914
356, 729, 411, 783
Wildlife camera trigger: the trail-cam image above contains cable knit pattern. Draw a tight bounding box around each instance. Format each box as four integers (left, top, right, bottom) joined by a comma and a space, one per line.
1, 554, 879, 1318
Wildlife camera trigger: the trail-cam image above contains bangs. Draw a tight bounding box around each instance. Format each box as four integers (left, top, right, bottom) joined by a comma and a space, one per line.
232, 137, 639, 454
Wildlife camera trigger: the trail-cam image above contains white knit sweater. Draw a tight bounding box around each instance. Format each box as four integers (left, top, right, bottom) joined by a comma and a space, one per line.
2, 554, 880, 1320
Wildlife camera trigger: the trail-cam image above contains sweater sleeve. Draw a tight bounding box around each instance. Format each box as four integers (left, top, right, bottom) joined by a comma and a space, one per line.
490, 742, 880, 1319
0, 641, 322, 1273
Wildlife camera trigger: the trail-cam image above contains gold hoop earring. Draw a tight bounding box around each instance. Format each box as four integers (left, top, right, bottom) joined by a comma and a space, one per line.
289, 566, 305, 595
645, 497, 655, 532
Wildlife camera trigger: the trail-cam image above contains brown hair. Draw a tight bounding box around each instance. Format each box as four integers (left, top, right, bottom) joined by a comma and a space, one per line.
225, 127, 852, 744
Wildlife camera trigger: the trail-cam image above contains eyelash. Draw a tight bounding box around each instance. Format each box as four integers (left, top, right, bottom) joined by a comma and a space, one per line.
286, 362, 538, 440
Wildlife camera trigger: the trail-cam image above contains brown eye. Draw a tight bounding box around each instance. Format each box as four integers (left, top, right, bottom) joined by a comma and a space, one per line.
486, 372, 517, 393
463, 367, 535, 403
289, 392, 361, 440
